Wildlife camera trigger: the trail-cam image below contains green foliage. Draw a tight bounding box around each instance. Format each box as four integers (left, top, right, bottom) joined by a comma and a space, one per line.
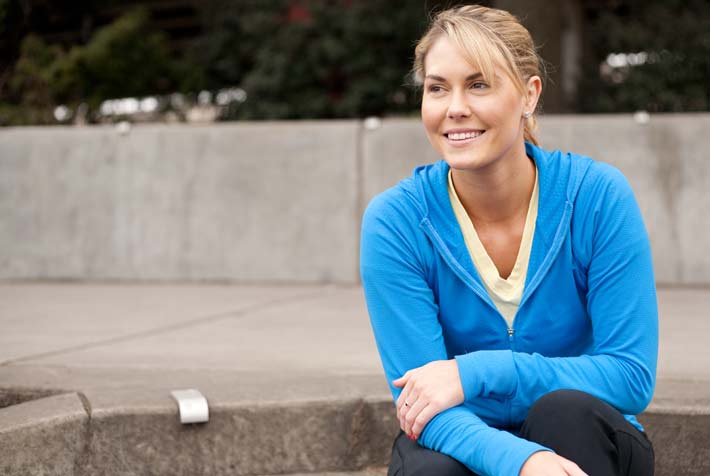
191, 0, 429, 119
69, 8, 181, 106
3, 0, 708, 125
0, 0, 8, 35
1, 35, 60, 125
1, 7, 185, 125
580, 0, 710, 112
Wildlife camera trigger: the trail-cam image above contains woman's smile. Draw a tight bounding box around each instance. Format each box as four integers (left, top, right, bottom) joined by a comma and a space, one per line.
444, 128, 486, 147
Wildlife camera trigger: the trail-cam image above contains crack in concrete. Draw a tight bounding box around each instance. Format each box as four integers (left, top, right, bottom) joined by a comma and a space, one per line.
77, 391, 92, 420
0, 289, 328, 366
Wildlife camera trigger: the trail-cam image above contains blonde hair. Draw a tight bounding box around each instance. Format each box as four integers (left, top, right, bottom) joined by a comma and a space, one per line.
413, 5, 544, 146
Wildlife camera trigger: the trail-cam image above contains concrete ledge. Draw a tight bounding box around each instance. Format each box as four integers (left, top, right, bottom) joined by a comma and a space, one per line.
0, 387, 706, 476
0, 386, 397, 476
82, 397, 397, 476
640, 412, 710, 476
259, 470, 387, 476
0, 392, 88, 476
0, 387, 64, 409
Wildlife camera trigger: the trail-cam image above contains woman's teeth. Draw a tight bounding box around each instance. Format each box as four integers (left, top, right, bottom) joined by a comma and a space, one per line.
447, 131, 484, 140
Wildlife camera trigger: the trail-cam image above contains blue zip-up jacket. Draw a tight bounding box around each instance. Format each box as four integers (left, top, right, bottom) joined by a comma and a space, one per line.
360, 143, 658, 476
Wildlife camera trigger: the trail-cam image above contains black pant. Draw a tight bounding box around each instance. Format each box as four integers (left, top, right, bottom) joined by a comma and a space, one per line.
388, 389, 654, 476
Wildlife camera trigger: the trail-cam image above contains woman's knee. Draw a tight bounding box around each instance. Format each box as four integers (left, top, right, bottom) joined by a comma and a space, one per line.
525, 389, 604, 428
389, 432, 473, 476
520, 390, 654, 475
519, 389, 617, 448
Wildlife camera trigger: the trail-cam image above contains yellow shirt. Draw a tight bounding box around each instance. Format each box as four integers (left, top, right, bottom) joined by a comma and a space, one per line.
447, 167, 539, 328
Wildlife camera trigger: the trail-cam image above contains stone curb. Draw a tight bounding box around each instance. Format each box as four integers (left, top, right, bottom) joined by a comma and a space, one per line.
0, 392, 397, 476
1, 389, 709, 476
0, 392, 89, 475
639, 412, 710, 476
257, 470, 387, 476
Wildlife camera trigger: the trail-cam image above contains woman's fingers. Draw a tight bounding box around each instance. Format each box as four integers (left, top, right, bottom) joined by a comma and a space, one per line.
560, 458, 588, 476
394, 371, 413, 418
409, 403, 439, 439
392, 360, 464, 437
392, 370, 410, 388
396, 372, 419, 414
402, 396, 426, 435
520, 451, 588, 476
396, 381, 413, 415
398, 395, 421, 434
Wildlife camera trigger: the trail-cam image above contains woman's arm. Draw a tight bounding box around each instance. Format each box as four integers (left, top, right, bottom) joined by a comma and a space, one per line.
361, 190, 550, 476
454, 164, 658, 416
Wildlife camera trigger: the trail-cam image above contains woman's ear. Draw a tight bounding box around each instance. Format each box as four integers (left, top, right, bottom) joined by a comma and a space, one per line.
525, 75, 542, 113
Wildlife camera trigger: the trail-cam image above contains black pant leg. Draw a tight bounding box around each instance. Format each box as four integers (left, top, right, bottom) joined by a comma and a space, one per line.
519, 389, 654, 476
388, 431, 476, 476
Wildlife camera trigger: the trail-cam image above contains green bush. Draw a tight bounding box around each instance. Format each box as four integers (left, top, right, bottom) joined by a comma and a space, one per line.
2, 0, 708, 125
1, 7, 184, 125
191, 0, 430, 119
580, 0, 710, 112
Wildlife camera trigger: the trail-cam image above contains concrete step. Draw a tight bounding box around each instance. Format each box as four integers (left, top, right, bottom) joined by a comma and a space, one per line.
1, 381, 709, 476
258, 471, 386, 476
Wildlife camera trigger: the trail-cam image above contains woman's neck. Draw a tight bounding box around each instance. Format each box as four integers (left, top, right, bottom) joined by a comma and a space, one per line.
450, 151, 536, 228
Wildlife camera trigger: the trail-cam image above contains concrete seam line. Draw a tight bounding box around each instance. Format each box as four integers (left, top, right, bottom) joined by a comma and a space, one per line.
0, 289, 330, 365
355, 120, 365, 284
77, 392, 92, 420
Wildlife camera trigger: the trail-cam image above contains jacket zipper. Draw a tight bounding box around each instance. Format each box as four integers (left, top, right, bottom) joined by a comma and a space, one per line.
506, 325, 515, 427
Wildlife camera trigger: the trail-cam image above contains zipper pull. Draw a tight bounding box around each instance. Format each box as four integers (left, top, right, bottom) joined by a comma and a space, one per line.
507, 328, 515, 338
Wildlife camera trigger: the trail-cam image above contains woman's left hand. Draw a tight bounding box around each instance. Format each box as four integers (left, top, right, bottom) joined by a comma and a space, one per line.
393, 359, 465, 440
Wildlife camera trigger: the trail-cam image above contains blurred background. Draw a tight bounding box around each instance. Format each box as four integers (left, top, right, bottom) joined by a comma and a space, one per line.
1, 0, 708, 127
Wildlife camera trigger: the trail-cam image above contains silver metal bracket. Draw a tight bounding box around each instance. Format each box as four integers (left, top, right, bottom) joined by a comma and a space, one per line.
171, 388, 209, 424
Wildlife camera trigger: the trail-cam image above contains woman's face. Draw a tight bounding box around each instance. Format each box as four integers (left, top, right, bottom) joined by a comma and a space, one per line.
421, 35, 538, 172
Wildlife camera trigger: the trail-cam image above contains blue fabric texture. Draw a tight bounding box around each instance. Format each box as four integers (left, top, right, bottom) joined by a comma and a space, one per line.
360, 143, 658, 476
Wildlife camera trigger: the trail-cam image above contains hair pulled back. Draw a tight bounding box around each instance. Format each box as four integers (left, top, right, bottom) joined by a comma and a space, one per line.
413, 5, 544, 146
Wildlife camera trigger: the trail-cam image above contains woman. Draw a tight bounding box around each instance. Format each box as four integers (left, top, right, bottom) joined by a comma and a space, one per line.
360, 5, 657, 476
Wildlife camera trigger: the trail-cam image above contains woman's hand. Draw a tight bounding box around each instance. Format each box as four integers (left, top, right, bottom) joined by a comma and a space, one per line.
520, 451, 588, 476
393, 359, 464, 439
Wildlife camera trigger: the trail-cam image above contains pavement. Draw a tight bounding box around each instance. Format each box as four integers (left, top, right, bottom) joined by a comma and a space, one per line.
1, 283, 709, 476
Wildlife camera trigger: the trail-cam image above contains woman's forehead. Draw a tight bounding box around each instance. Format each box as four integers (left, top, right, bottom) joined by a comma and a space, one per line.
424, 35, 503, 81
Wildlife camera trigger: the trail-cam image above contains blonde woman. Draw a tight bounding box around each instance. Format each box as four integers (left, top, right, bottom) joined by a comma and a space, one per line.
361, 5, 656, 476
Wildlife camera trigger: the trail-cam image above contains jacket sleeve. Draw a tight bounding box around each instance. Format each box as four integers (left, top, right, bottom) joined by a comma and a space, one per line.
360, 192, 549, 476
454, 164, 658, 416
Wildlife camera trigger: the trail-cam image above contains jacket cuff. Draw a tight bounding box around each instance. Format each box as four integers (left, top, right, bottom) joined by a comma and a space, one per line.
509, 446, 554, 476
455, 349, 517, 401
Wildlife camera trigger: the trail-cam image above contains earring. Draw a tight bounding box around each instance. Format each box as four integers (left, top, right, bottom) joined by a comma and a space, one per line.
522, 111, 532, 119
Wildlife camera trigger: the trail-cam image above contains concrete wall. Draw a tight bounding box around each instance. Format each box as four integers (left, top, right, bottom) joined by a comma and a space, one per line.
1, 114, 708, 284
0, 122, 360, 283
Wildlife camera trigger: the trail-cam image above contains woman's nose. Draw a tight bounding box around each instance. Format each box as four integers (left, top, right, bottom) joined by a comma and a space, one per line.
447, 90, 472, 119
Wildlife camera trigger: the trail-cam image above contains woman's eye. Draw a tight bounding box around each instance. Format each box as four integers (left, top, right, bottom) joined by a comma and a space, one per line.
470, 82, 488, 89
427, 85, 444, 93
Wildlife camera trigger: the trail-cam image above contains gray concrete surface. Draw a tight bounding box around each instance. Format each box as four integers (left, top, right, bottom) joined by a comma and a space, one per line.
639, 412, 710, 476
264, 471, 386, 476
0, 392, 88, 475
0, 122, 360, 283
2, 115, 710, 285
0, 284, 709, 475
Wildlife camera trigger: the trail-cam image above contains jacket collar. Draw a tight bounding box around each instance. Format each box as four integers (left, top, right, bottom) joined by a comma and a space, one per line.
413, 143, 592, 304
